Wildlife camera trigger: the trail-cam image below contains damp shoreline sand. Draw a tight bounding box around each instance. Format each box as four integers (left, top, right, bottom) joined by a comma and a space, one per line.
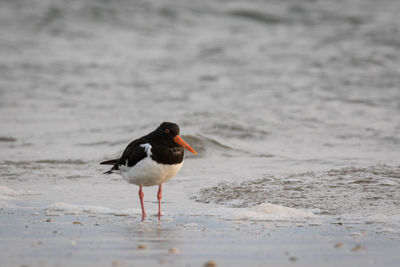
1, 208, 399, 267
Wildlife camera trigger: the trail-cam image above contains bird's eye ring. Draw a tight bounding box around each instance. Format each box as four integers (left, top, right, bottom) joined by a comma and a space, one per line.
165, 129, 170, 134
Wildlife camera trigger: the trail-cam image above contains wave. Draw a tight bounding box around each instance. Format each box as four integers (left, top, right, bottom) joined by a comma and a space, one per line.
182, 134, 273, 158
182, 134, 239, 154
192, 164, 400, 216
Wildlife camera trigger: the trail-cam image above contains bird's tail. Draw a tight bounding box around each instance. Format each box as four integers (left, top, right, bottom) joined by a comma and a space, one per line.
100, 159, 119, 165
100, 159, 119, 175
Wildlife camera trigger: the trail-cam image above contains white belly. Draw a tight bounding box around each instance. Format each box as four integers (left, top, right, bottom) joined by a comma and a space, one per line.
119, 156, 183, 186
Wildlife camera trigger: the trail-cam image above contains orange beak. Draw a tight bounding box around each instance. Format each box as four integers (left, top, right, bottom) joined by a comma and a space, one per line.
173, 135, 197, 154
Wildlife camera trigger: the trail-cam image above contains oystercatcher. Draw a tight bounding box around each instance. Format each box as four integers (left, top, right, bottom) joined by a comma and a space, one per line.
100, 122, 197, 220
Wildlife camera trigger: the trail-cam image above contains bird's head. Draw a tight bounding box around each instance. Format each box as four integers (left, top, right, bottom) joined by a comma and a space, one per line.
157, 122, 197, 154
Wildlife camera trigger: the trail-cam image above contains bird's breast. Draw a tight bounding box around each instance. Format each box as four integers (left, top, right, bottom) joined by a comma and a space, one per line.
120, 156, 183, 186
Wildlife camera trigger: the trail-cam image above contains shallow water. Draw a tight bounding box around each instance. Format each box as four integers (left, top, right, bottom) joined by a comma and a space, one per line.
1, 0, 400, 244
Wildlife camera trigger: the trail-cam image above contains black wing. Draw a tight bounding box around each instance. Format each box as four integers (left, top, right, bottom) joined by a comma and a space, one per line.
103, 137, 148, 174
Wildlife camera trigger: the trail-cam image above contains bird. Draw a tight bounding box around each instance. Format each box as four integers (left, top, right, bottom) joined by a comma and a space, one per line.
100, 122, 197, 220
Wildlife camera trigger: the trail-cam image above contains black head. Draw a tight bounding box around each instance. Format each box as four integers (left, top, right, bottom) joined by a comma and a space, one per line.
154, 122, 197, 154
157, 122, 180, 137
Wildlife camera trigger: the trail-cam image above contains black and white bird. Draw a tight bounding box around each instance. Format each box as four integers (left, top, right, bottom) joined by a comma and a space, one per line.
100, 122, 197, 220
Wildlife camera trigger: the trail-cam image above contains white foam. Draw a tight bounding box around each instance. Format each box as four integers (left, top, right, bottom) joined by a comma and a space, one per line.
0, 186, 40, 208
46, 202, 141, 216
0, 186, 40, 196
0, 185, 40, 202
229, 203, 313, 220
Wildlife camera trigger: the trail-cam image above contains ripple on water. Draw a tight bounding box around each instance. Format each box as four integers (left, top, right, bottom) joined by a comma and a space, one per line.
0, 137, 17, 142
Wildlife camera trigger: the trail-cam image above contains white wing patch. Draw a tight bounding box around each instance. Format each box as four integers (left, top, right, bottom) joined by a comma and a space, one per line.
140, 143, 152, 156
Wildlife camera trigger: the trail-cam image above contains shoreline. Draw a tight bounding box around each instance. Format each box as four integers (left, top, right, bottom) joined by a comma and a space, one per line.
1, 207, 399, 267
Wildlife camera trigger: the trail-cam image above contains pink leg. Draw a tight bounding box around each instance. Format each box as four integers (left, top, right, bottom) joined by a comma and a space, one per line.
157, 184, 163, 219
138, 185, 146, 221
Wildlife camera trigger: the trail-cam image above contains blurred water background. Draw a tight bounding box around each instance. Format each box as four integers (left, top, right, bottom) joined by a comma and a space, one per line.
0, 0, 400, 232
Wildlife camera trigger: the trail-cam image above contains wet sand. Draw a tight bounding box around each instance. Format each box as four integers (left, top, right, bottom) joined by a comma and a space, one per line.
1, 209, 399, 267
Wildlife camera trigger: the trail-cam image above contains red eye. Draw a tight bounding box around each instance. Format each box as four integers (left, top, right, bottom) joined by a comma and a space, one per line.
165, 129, 170, 134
